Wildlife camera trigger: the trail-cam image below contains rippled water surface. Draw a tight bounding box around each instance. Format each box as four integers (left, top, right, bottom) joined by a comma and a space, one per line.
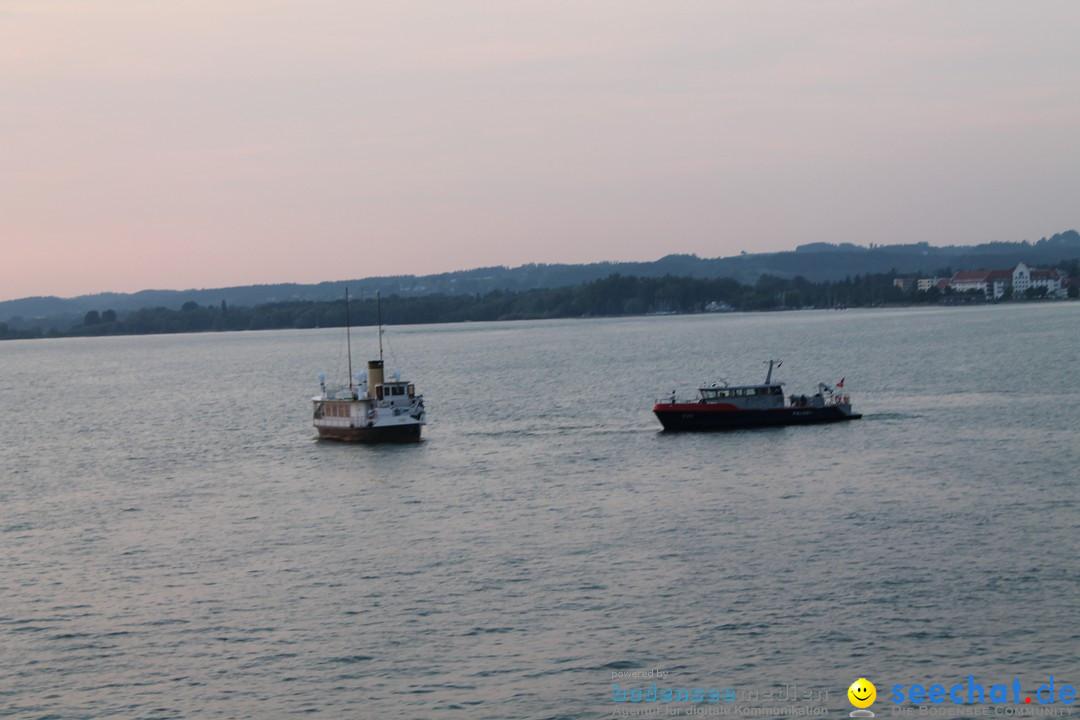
2, 305, 1079, 719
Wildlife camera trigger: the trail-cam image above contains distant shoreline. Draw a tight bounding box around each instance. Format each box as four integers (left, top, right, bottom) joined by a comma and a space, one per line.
2, 275, 1075, 343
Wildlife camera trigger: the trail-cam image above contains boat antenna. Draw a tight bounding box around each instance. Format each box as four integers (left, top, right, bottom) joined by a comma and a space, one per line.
377, 290, 384, 363
345, 288, 353, 388
764, 359, 782, 384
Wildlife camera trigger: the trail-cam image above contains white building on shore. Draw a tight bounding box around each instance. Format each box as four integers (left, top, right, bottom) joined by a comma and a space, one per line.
945, 263, 1067, 299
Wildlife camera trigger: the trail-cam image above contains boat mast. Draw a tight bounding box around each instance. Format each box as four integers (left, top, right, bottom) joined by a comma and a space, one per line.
764, 359, 782, 384
345, 288, 353, 389
377, 290, 384, 363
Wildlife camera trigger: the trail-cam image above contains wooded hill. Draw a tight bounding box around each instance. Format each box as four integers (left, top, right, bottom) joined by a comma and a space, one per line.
3, 258, 1077, 341
3, 230, 1078, 333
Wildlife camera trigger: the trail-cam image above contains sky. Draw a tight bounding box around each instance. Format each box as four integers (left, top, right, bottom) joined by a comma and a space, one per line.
2, 0, 1079, 301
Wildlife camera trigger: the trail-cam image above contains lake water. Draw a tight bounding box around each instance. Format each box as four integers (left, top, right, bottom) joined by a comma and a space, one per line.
1, 304, 1078, 719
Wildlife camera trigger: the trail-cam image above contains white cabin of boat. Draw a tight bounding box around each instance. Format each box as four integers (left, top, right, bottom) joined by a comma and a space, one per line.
696, 381, 787, 409
313, 360, 424, 427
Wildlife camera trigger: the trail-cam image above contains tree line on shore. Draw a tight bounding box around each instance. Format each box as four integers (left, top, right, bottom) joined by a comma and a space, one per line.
2, 263, 1077, 341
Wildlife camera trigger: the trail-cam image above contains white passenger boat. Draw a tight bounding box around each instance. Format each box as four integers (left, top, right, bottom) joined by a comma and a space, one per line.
312, 291, 425, 442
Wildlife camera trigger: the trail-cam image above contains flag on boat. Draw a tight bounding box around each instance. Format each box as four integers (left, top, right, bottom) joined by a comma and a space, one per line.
837, 377, 845, 388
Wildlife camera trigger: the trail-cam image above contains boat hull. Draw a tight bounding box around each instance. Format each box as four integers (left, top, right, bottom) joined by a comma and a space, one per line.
653, 403, 861, 432
315, 422, 423, 443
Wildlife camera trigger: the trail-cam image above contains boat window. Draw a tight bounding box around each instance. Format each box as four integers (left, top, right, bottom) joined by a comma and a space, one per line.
772, 386, 783, 396
376, 386, 384, 400
393, 385, 404, 396
718, 389, 730, 398
408, 384, 415, 398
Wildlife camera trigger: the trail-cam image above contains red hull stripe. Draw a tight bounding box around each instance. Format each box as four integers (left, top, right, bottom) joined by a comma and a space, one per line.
653, 403, 741, 412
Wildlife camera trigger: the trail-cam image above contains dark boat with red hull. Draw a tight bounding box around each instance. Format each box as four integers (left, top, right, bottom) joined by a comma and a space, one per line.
653, 360, 861, 432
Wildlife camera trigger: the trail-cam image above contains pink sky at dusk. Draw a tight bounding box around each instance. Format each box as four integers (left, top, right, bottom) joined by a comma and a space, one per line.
2, 0, 1078, 301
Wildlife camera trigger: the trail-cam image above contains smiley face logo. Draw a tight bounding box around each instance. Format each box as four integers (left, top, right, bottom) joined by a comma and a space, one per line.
848, 678, 876, 709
